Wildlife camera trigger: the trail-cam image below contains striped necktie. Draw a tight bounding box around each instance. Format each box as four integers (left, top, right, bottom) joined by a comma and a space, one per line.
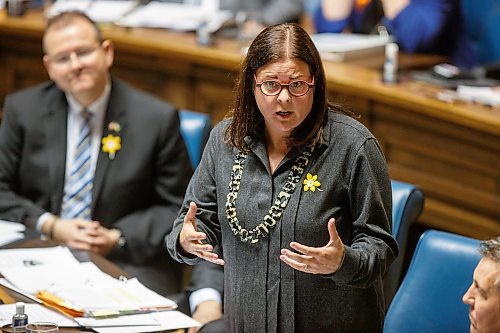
61, 109, 93, 220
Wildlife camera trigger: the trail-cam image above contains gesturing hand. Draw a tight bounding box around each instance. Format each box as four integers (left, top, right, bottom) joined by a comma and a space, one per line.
179, 202, 224, 265
279, 218, 344, 274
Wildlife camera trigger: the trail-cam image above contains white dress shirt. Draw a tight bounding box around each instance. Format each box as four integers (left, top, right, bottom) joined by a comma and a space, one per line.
37, 83, 111, 230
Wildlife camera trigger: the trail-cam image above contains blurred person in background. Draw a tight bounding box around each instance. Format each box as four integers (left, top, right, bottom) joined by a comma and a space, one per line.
313, 0, 476, 68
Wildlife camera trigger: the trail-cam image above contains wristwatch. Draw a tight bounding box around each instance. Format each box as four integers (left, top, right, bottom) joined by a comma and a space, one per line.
114, 229, 127, 249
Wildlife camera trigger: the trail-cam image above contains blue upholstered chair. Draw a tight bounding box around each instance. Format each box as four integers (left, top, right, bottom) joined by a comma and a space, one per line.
179, 110, 211, 169
384, 180, 425, 306
384, 230, 481, 333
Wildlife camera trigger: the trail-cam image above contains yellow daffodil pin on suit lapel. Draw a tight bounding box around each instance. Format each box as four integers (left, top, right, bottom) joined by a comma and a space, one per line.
303, 173, 322, 192
102, 121, 121, 160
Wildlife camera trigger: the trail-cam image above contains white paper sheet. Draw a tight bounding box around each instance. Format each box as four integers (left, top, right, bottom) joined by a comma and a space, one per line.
0, 220, 25, 247
0, 278, 42, 304
0, 220, 25, 233
46, 0, 92, 15
117, 1, 230, 31
0, 233, 24, 247
311, 33, 392, 62
47, 0, 138, 23
0, 246, 80, 272
457, 85, 500, 106
89, 310, 201, 332
75, 314, 159, 327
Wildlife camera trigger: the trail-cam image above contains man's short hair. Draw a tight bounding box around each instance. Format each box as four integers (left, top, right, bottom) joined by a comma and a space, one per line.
43, 11, 103, 53
479, 236, 500, 289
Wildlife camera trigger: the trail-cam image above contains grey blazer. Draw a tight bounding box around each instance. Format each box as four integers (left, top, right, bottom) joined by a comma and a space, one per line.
167, 112, 399, 332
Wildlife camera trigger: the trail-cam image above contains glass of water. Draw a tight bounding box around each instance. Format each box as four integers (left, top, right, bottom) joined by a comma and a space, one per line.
25, 322, 58, 333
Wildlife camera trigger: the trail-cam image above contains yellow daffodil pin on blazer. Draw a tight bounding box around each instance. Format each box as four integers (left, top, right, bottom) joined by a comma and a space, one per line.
303, 173, 322, 192
102, 134, 121, 160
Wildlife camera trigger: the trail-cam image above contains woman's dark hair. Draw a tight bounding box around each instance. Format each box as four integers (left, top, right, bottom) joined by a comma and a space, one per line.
225, 23, 350, 152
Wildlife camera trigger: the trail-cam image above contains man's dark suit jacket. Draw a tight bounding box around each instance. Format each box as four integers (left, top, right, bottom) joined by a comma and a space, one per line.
0, 78, 193, 296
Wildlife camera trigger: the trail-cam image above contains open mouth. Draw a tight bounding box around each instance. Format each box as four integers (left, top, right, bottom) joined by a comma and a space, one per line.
276, 111, 292, 116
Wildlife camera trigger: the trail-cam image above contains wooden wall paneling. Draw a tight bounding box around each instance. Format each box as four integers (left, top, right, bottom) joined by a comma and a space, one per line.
372, 103, 500, 237
0, 32, 45, 102
192, 65, 236, 123
327, 91, 372, 128
8, 56, 48, 90
423, 198, 499, 239
112, 45, 194, 108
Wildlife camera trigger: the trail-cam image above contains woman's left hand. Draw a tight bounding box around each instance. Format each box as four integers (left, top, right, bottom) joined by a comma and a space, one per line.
279, 218, 344, 274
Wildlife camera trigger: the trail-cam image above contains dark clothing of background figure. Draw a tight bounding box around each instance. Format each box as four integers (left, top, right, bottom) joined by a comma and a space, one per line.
460, 0, 500, 66
314, 0, 476, 68
190, 262, 225, 333
198, 317, 226, 333
0, 78, 193, 296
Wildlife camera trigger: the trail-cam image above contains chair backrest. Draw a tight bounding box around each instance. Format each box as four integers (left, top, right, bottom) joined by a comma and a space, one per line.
384, 230, 481, 333
179, 110, 211, 169
384, 180, 425, 306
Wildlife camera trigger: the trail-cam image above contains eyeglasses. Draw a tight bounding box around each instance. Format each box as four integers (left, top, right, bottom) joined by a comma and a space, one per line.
47, 44, 102, 67
254, 75, 315, 97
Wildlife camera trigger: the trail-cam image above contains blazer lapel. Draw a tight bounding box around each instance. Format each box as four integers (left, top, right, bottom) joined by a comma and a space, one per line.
92, 85, 126, 212
45, 93, 68, 214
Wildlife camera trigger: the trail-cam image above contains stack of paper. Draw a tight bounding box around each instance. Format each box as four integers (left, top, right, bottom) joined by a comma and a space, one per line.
0, 220, 25, 247
46, 0, 139, 23
117, 1, 231, 31
0, 253, 176, 314
456, 85, 500, 106
0, 247, 200, 331
311, 33, 392, 62
77, 311, 201, 332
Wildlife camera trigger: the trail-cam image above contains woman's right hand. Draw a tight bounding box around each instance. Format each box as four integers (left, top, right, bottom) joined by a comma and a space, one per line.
179, 202, 225, 265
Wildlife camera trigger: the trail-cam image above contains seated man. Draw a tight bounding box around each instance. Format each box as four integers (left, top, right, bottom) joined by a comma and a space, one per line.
462, 236, 500, 333
0, 10, 192, 298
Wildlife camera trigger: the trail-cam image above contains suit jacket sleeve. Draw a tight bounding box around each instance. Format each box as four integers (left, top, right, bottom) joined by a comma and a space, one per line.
109, 105, 193, 265
0, 93, 47, 228
188, 261, 224, 296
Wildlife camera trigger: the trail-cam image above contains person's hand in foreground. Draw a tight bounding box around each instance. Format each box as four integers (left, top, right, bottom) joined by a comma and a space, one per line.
180, 202, 224, 265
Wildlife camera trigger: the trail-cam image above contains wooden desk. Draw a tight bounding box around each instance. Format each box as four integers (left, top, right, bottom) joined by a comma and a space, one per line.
0, 10, 499, 239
